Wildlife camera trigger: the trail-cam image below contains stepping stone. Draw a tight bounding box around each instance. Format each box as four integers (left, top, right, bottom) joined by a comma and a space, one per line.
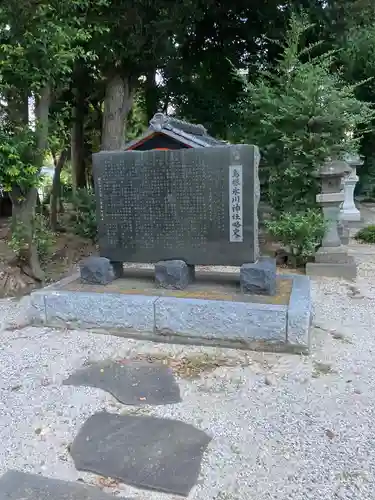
0, 470, 130, 499
70, 411, 211, 496
63, 360, 181, 406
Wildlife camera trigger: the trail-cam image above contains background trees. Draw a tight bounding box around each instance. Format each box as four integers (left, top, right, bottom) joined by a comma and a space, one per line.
0, 0, 374, 284
233, 13, 374, 213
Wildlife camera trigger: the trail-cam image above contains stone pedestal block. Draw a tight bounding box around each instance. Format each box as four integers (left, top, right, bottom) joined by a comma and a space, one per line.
340, 153, 363, 223
337, 221, 349, 245
111, 261, 124, 279
314, 246, 354, 264
341, 178, 361, 221
307, 247, 357, 279
79, 256, 121, 285
310, 159, 357, 279
240, 257, 277, 296
306, 262, 356, 280
155, 260, 195, 290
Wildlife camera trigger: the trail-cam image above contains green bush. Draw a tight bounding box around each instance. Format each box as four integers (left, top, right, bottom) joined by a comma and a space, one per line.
10, 214, 56, 263
265, 209, 326, 266
233, 12, 374, 213
354, 225, 375, 243
70, 188, 97, 241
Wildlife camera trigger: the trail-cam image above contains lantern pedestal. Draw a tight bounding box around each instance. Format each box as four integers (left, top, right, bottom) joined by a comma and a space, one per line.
306, 160, 357, 280
340, 154, 363, 224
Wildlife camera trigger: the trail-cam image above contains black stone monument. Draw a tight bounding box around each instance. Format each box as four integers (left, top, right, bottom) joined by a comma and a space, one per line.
93, 145, 259, 263
89, 144, 276, 293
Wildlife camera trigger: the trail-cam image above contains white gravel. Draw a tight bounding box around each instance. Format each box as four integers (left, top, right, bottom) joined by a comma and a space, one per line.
1, 243, 375, 499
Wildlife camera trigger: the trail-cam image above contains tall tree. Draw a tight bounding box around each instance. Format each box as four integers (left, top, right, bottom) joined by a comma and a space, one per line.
0, 0, 89, 280
327, 0, 375, 193
78, 0, 209, 150
233, 12, 374, 212
159, 0, 328, 139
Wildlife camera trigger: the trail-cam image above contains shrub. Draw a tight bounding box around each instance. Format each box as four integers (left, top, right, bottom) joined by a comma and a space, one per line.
70, 188, 97, 241
10, 214, 56, 263
354, 225, 375, 243
265, 209, 326, 266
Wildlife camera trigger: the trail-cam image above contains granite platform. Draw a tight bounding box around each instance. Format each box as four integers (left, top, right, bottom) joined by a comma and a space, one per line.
28, 268, 312, 354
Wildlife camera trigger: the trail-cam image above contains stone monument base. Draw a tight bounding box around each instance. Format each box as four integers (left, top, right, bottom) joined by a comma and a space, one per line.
28, 267, 312, 354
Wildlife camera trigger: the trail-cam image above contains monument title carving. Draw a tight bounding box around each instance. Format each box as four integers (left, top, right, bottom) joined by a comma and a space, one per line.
93, 145, 260, 266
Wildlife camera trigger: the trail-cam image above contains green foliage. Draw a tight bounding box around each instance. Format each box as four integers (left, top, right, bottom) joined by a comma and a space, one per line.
342, 24, 375, 87
33, 214, 56, 261
233, 12, 375, 213
70, 188, 97, 242
338, 0, 375, 83
336, 4, 375, 196
0, 1, 94, 94
166, 57, 244, 139
159, 1, 299, 139
126, 91, 148, 141
9, 214, 55, 262
354, 225, 375, 244
84, 0, 205, 82
60, 164, 74, 199
265, 209, 326, 265
0, 0, 94, 240
0, 127, 38, 192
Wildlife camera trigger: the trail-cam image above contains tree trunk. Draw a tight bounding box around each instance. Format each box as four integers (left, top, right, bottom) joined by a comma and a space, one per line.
10, 186, 44, 282
10, 84, 51, 283
101, 74, 133, 150
50, 149, 69, 231
71, 85, 86, 189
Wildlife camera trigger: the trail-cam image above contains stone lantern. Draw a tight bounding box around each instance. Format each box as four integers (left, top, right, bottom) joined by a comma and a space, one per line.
340, 153, 364, 224
306, 159, 357, 279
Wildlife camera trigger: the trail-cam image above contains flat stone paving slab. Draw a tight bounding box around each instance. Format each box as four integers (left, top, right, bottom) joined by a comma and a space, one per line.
0, 470, 127, 500
70, 411, 211, 496
63, 359, 181, 405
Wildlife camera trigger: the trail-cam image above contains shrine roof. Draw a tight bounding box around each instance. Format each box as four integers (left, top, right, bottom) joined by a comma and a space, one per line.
124, 112, 228, 149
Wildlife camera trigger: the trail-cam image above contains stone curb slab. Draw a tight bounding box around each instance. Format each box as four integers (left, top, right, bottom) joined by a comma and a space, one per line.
285, 274, 313, 350
29, 274, 312, 354
154, 297, 286, 345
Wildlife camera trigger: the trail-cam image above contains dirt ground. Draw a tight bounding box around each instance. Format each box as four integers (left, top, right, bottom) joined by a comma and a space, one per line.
0, 217, 97, 298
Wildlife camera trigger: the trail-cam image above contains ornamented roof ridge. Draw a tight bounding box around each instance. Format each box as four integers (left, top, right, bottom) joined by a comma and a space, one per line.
149, 112, 208, 136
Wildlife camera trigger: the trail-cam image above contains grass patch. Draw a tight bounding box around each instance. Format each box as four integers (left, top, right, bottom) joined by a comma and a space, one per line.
330, 331, 353, 344
133, 353, 248, 379
213, 493, 239, 500
354, 225, 375, 244
120, 406, 151, 416
312, 361, 336, 378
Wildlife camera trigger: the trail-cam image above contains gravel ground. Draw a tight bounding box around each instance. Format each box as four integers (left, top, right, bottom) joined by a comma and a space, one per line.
1, 244, 375, 499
